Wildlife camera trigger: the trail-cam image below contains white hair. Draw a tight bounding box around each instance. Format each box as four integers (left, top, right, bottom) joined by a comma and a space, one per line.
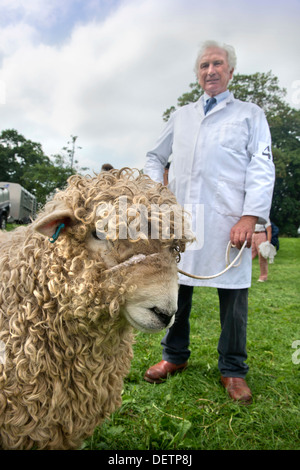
194, 40, 237, 77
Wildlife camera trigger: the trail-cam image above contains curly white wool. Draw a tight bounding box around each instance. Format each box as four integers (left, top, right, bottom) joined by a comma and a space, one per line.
0, 168, 190, 450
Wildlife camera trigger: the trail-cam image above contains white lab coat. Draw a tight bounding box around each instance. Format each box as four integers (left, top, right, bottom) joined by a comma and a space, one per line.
144, 93, 275, 288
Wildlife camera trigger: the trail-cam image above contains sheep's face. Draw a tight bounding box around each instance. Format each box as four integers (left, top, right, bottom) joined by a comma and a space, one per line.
33, 169, 194, 334
88, 237, 179, 333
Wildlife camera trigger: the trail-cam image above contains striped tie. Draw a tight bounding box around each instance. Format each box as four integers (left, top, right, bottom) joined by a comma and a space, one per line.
204, 97, 217, 114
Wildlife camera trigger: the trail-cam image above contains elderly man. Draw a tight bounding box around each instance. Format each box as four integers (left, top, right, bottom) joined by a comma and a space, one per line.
143, 40, 275, 404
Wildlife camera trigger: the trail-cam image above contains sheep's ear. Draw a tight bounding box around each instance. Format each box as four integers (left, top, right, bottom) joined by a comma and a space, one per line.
34, 205, 75, 239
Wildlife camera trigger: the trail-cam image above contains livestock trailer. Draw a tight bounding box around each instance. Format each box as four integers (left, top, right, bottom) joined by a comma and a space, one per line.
0, 182, 36, 223
0, 184, 11, 229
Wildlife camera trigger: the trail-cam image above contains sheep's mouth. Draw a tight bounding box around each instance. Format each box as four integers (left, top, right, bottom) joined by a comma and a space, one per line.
149, 307, 173, 328
123, 305, 175, 333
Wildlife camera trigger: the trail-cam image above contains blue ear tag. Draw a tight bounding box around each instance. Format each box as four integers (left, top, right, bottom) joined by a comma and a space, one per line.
49, 223, 65, 243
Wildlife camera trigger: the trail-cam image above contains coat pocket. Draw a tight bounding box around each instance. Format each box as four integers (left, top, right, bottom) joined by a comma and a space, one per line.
219, 123, 249, 153
214, 178, 245, 217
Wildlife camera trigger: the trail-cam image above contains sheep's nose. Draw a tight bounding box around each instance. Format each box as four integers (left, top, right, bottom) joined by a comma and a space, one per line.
150, 307, 175, 327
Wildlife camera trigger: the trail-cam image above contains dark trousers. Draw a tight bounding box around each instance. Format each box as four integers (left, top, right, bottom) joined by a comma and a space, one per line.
161, 284, 249, 378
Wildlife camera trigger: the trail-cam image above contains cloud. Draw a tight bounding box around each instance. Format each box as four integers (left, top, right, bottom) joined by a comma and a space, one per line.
0, 0, 299, 175
1, 0, 195, 170
0, 22, 37, 60
0, 0, 76, 25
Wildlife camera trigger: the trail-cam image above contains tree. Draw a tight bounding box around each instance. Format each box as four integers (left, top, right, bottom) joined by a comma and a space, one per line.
0, 129, 48, 182
0, 130, 87, 207
21, 154, 76, 206
162, 71, 300, 236
20, 137, 87, 206
62, 135, 82, 171
270, 148, 300, 235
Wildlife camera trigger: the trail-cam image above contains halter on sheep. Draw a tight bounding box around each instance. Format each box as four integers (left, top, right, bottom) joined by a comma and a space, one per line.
0, 168, 192, 450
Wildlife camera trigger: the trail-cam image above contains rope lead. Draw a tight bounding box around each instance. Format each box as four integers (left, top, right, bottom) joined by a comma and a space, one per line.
178, 240, 247, 280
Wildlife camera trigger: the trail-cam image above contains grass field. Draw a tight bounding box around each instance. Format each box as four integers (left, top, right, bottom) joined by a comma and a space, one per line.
84, 238, 300, 451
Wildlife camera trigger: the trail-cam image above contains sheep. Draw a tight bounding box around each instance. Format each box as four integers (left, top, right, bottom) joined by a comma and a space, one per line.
0, 168, 192, 450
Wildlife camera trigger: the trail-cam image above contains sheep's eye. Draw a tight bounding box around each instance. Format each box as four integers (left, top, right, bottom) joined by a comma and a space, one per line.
92, 230, 99, 239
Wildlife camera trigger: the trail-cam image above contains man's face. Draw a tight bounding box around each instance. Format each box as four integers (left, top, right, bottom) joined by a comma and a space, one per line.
197, 47, 234, 97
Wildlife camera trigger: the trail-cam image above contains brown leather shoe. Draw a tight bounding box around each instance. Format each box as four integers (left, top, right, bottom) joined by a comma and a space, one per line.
221, 376, 252, 404
144, 360, 188, 384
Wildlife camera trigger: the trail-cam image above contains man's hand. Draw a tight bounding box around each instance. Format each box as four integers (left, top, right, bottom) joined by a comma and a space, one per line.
230, 215, 258, 249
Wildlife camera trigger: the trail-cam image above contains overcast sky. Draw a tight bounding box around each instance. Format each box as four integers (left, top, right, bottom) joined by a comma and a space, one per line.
0, 0, 299, 174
